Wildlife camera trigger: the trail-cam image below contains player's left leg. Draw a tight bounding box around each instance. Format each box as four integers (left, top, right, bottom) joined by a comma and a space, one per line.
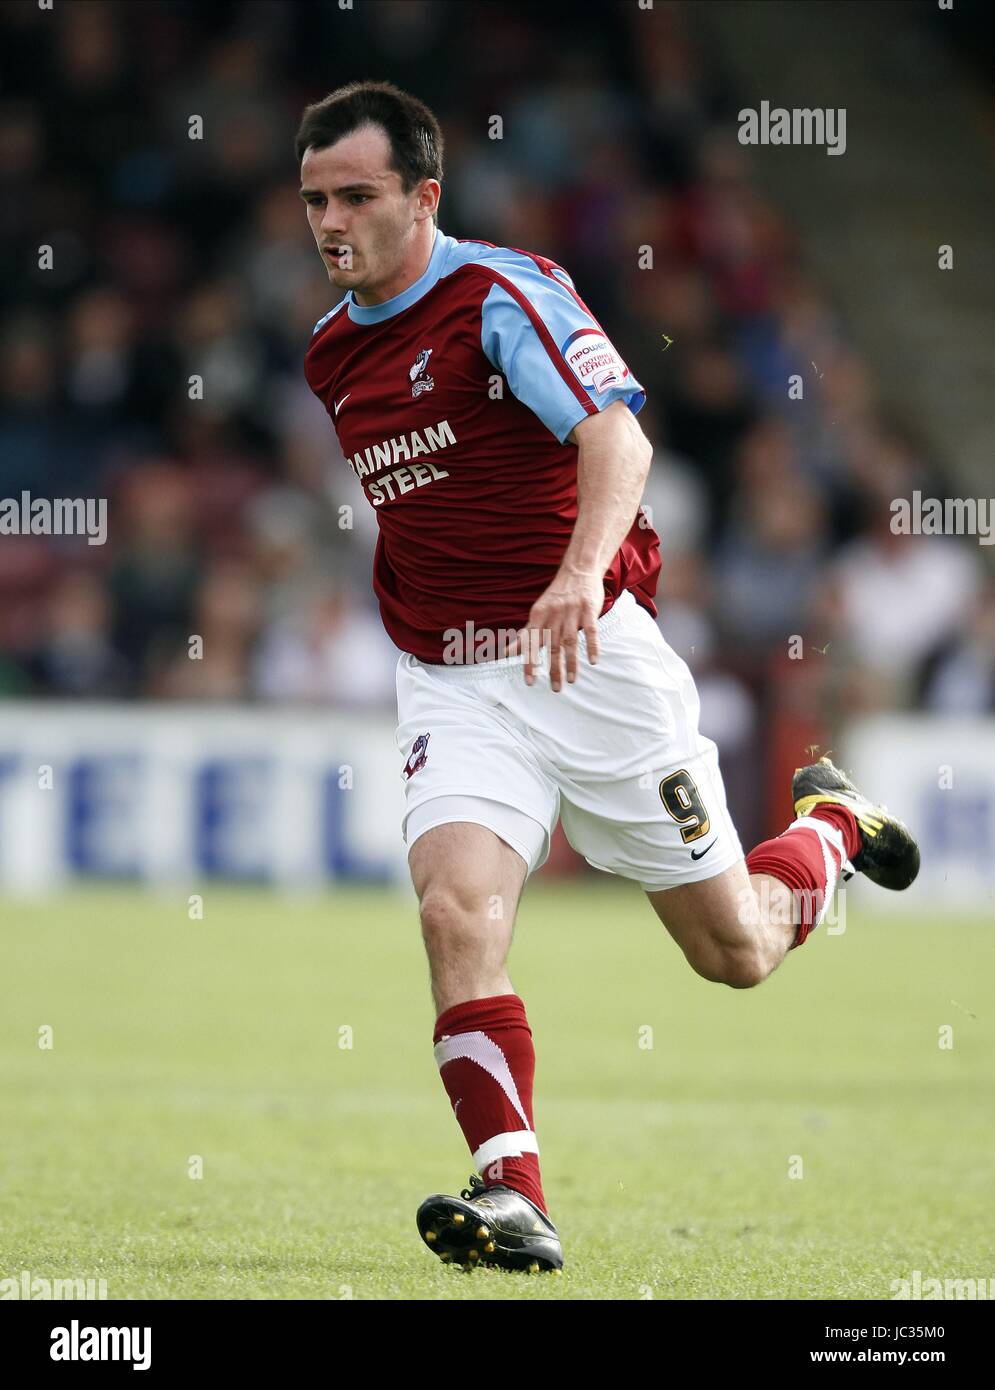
497, 591, 919, 979
647, 755, 921, 983
646, 860, 798, 988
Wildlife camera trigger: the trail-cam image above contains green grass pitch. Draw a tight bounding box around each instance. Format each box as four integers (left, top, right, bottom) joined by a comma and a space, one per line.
1, 881, 991, 1300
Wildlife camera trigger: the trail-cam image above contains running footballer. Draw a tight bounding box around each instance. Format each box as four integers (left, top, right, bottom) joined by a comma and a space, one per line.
297, 80, 920, 1274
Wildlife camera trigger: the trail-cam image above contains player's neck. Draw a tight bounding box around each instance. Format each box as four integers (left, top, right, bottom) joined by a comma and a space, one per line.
352, 226, 437, 307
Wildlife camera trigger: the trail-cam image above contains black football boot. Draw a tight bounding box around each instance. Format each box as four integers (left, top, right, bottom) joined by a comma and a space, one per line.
792, 756, 920, 891
417, 1174, 563, 1272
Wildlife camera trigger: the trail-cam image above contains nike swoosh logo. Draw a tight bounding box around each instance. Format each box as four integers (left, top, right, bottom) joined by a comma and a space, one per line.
333, 392, 351, 415
690, 839, 717, 860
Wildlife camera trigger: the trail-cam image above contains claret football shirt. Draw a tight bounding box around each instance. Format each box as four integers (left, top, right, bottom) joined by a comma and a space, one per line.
304, 227, 661, 662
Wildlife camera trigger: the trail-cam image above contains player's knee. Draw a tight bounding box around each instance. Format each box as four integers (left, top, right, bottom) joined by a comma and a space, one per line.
717, 944, 769, 989
418, 884, 484, 959
687, 938, 769, 989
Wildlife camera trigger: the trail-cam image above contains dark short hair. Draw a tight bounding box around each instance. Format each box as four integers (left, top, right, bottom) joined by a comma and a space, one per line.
295, 80, 444, 224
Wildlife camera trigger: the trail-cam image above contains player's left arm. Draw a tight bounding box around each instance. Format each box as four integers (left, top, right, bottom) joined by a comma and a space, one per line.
518, 401, 652, 691
479, 255, 652, 689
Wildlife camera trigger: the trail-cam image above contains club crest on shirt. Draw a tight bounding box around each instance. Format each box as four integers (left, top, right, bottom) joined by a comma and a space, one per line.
403, 732, 430, 778
409, 348, 435, 397
562, 328, 629, 395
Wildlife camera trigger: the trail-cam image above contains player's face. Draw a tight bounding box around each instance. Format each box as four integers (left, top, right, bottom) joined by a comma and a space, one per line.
300, 125, 435, 306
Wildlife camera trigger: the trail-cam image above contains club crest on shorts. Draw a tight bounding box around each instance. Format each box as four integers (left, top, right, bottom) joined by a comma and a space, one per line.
403, 732, 430, 778
409, 348, 435, 397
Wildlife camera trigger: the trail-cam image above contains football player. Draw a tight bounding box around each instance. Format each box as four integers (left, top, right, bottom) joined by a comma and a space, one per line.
298, 81, 919, 1274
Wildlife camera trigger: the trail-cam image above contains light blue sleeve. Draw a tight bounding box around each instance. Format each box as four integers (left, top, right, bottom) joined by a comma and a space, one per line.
479, 259, 646, 444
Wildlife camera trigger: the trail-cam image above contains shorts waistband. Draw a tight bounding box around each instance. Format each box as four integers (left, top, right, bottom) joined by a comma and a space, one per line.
406, 587, 637, 682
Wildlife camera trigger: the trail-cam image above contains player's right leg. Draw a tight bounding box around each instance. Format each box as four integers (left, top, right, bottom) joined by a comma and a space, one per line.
407, 818, 563, 1271
394, 651, 564, 1270
408, 818, 526, 1016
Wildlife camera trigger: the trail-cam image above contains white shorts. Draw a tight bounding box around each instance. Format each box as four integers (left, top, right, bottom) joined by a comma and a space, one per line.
394, 588, 744, 893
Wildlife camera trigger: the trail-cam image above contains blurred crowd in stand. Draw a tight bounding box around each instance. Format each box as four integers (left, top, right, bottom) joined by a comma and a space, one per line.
1, 0, 990, 842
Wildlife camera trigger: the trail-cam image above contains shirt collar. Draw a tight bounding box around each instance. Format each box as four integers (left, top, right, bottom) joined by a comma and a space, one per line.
346, 227, 451, 324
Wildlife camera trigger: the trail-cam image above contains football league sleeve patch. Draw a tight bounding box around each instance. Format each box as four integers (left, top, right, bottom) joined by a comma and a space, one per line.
479, 257, 646, 444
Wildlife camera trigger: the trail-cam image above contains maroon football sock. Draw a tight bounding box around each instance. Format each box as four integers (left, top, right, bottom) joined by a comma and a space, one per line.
433, 993, 547, 1215
746, 803, 860, 947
